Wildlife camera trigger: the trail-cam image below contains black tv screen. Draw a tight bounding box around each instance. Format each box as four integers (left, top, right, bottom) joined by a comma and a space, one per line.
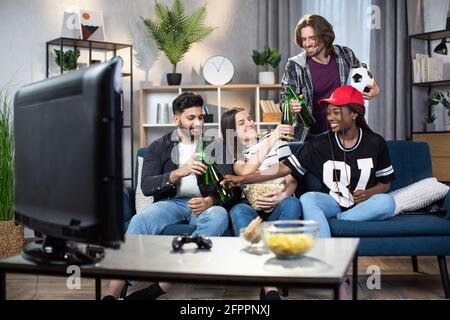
13, 58, 124, 263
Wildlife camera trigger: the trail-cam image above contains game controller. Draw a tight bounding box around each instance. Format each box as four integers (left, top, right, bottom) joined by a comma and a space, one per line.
172, 235, 213, 251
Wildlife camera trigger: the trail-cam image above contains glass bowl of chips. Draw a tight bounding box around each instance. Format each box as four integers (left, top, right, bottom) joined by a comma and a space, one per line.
261, 220, 320, 259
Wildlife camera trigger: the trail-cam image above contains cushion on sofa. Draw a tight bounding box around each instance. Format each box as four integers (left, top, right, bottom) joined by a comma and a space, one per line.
389, 177, 449, 215
386, 141, 433, 191
329, 214, 450, 237
135, 156, 154, 213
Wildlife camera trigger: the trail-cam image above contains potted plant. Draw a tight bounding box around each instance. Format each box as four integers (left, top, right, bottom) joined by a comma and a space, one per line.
424, 114, 437, 132
54, 48, 80, 72
0, 85, 23, 259
251, 47, 282, 84
141, 0, 215, 85
432, 91, 450, 131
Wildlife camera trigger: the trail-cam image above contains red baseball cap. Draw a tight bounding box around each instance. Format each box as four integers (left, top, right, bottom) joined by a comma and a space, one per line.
318, 86, 365, 110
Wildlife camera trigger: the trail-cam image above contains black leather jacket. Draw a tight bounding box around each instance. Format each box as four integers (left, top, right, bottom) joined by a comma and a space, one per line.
140, 131, 240, 209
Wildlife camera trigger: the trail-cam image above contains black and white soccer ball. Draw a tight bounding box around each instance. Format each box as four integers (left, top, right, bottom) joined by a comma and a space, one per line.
346, 63, 374, 93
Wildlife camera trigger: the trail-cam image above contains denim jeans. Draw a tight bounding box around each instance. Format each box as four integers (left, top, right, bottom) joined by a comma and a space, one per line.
127, 197, 229, 236
300, 192, 396, 238
229, 197, 302, 236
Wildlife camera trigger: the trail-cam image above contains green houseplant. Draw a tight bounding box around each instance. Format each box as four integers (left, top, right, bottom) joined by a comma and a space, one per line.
430, 91, 450, 131
0, 85, 23, 259
141, 0, 215, 85
424, 114, 437, 132
251, 47, 282, 84
54, 48, 80, 72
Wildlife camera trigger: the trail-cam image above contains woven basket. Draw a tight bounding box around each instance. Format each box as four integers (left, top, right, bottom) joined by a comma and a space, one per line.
0, 220, 24, 259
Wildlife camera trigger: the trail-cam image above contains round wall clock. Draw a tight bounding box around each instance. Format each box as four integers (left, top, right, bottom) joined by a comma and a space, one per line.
202, 55, 234, 85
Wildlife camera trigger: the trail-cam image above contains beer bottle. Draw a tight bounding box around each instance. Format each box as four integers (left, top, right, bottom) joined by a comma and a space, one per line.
195, 135, 211, 189
208, 162, 234, 204
195, 135, 234, 204
280, 96, 294, 141
286, 84, 316, 128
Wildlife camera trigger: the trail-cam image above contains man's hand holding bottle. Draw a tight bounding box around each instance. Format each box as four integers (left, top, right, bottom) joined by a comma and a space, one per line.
170, 153, 207, 183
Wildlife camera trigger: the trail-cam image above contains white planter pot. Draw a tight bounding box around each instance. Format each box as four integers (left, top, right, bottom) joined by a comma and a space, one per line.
259, 71, 275, 84
426, 123, 436, 132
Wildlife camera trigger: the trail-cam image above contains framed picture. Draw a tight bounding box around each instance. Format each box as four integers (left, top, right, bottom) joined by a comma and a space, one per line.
61, 11, 82, 39
80, 9, 105, 41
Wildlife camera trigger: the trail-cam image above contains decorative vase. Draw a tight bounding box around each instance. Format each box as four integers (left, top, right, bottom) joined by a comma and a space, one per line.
258, 71, 275, 85
426, 123, 436, 132
0, 220, 24, 259
445, 124, 450, 131
167, 73, 182, 86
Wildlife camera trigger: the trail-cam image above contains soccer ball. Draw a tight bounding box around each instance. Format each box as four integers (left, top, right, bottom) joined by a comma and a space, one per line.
346, 63, 374, 93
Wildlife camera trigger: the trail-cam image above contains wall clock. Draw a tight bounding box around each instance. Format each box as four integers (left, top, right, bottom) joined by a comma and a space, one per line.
202, 55, 234, 85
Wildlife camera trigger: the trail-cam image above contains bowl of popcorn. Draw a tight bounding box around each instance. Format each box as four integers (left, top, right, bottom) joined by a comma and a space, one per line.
241, 183, 285, 211
261, 220, 320, 259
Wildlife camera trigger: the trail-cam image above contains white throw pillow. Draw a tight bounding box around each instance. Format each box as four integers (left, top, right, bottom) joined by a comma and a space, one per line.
389, 177, 449, 215
135, 156, 154, 213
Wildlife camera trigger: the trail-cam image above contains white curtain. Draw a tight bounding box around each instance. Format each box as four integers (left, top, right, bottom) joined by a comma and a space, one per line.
299, 0, 372, 66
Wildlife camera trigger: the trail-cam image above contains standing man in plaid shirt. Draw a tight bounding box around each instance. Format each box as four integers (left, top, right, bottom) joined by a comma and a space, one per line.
281, 14, 380, 142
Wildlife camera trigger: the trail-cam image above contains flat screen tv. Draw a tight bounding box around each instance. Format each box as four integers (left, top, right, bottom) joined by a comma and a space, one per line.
13, 58, 124, 265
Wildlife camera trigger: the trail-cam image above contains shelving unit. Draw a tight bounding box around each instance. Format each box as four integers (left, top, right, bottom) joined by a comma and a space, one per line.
139, 84, 282, 147
409, 29, 450, 133
409, 30, 450, 182
46, 37, 134, 184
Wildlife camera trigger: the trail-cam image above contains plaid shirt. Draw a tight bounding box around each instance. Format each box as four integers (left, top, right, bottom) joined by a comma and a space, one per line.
281, 45, 361, 141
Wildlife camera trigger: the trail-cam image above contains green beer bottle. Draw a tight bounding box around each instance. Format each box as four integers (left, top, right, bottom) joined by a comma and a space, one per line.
286, 84, 316, 128
208, 161, 234, 204
195, 135, 234, 204
195, 135, 211, 189
280, 96, 294, 141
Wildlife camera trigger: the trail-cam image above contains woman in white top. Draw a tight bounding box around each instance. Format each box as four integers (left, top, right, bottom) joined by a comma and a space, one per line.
221, 108, 302, 300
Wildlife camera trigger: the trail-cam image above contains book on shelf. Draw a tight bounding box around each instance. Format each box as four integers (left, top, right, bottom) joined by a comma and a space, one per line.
413, 54, 444, 83
259, 99, 280, 113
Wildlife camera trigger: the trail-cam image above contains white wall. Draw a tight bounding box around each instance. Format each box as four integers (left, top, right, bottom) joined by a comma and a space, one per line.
0, 0, 261, 184
0, 0, 260, 87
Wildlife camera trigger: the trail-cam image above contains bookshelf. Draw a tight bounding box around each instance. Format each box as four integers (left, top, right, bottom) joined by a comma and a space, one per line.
46, 37, 134, 184
139, 84, 282, 147
409, 30, 450, 182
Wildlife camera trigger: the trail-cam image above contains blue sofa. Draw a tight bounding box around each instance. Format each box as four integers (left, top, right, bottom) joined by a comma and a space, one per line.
123, 141, 450, 298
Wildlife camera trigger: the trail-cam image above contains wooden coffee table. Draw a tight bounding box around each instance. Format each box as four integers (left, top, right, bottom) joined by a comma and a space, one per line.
0, 235, 359, 300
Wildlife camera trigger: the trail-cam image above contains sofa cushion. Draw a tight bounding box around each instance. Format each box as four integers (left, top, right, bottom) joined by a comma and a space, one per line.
135, 156, 154, 213
390, 177, 449, 215
386, 141, 433, 191
329, 214, 450, 237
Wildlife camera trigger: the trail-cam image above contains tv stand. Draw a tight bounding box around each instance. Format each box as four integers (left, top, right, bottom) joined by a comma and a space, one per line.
21, 236, 105, 266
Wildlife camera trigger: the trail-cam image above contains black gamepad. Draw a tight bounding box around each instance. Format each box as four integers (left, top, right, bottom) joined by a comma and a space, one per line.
172, 235, 213, 251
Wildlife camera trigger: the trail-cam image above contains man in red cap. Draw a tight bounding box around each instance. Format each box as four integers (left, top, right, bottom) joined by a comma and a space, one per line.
223, 85, 396, 236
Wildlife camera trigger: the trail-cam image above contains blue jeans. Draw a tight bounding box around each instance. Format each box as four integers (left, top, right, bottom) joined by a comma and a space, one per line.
229, 197, 302, 236
127, 197, 229, 236
300, 192, 396, 238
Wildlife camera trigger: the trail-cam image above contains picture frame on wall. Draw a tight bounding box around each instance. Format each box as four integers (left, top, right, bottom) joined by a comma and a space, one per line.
61, 11, 82, 39
60, 9, 105, 41
80, 9, 105, 41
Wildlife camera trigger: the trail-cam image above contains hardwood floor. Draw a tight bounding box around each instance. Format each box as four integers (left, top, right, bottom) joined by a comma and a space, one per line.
4, 256, 449, 300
